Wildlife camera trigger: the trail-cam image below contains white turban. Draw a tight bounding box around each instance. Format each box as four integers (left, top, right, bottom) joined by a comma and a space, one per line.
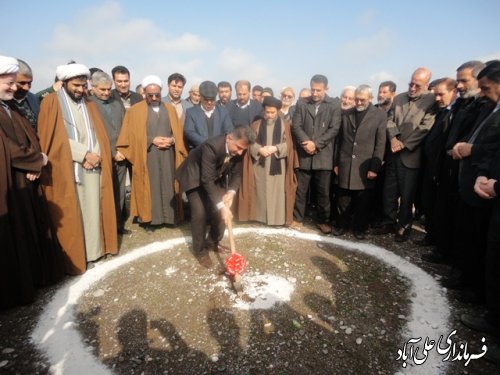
0, 56, 19, 75
141, 75, 162, 89
56, 63, 90, 81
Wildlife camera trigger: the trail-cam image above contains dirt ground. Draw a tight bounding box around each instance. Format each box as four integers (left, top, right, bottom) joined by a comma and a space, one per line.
0, 217, 499, 375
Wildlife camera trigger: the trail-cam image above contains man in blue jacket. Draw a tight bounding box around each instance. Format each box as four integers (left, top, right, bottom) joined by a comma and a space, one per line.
184, 81, 234, 151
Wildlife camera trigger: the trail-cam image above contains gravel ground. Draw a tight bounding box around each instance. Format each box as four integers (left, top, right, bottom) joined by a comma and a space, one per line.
0, 216, 499, 375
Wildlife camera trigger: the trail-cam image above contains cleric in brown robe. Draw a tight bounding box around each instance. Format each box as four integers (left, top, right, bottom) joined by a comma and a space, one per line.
238, 96, 298, 226
0, 56, 63, 308
38, 63, 118, 275
116, 75, 187, 231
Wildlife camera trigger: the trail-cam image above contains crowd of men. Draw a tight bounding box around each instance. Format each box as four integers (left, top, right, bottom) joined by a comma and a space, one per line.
0, 55, 499, 364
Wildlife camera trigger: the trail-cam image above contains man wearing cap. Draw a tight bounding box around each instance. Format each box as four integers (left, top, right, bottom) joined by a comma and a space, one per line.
238, 96, 297, 226
184, 80, 234, 151
37, 63, 118, 274
117, 75, 187, 231
0, 55, 64, 307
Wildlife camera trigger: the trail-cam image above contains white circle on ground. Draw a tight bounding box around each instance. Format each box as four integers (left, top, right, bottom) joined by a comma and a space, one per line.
31, 228, 450, 375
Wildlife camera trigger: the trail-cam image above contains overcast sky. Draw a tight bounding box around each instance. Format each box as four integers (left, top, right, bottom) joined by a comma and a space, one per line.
2, 0, 499, 98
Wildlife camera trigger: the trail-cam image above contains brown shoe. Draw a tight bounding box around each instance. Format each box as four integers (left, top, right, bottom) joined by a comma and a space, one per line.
317, 223, 332, 234
214, 244, 231, 253
195, 251, 213, 268
289, 220, 303, 230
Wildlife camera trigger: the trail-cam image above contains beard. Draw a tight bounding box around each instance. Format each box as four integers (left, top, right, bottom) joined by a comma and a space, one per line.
378, 97, 390, 106
460, 89, 477, 99
65, 89, 83, 102
0, 91, 15, 101
14, 88, 29, 100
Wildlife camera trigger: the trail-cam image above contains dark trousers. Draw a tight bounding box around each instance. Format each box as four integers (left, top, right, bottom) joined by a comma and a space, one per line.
420, 171, 437, 240
485, 202, 500, 331
433, 157, 460, 256
381, 155, 419, 229
370, 163, 386, 226
294, 169, 331, 223
336, 188, 373, 232
453, 199, 491, 291
112, 160, 128, 230
186, 187, 225, 254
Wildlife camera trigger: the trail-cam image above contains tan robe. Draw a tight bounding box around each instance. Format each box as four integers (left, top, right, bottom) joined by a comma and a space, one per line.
238, 117, 298, 225
116, 101, 187, 223
38, 93, 118, 275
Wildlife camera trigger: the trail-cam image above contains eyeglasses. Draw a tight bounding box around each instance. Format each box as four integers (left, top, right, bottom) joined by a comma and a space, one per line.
408, 82, 422, 89
281, 94, 293, 99
146, 93, 161, 99
203, 97, 216, 102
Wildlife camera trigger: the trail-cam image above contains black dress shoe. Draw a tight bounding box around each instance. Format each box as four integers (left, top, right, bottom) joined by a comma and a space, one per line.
395, 227, 411, 242
142, 224, 156, 233
460, 314, 499, 337
421, 250, 448, 264
332, 227, 346, 236
118, 228, 132, 235
353, 231, 367, 240
413, 236, 435, 247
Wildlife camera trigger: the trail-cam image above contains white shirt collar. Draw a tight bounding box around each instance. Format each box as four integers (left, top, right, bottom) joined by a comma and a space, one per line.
236, 99, 250, 109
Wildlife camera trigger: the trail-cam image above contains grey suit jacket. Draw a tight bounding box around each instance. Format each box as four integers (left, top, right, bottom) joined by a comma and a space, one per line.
336, 104, 387, 190
292, 95, 341, 170
386, 92, 436, 168
88, 95, 125, 157
184, 104, 234, 149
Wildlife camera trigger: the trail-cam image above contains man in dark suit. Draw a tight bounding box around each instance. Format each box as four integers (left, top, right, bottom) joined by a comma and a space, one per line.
333, 85, 386, 239
184, 81, 234, 151
291, 74, 341, 234
417, 78, 457, 250
459, 63, 500, 364
448, 62, 500, 303
421, 61, 486, 266
374, 67, 436, 242
110, 65, 143, 111
176, 125, 255, 268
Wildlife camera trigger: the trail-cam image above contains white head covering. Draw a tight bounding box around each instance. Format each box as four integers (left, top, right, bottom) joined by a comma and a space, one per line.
141, 75, 162, 89
0, 56, 19, 75
56, 63, 90, 81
